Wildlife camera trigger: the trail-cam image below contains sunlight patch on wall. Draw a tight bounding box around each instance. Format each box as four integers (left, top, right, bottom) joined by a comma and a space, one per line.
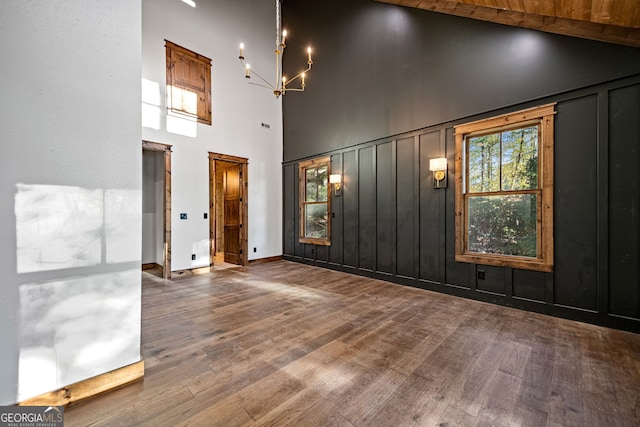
142, 78, 162, 130
168, 85, 198, 117
166, 85, 198, 137
18, 270, 141, 401
167, 114, 198, 137
17, 348, 57, 402
142, 103, 162, 130
15, 184, 141, 272
15, 185, 103, 273
105, 189, 141, 264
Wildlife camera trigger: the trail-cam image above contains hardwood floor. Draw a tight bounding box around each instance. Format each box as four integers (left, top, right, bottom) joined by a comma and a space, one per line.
65, 261, 640, 426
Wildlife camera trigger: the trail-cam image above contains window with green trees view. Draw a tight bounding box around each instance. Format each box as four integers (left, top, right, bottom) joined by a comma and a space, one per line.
299, 157, 331, 245
455, 104, 555, 272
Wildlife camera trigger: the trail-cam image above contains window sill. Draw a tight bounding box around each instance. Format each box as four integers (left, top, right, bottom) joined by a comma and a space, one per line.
299, 238, 331, 246
456, 253, 553, 272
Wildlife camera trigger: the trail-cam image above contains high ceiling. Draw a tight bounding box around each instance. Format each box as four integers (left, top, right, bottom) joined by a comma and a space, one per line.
375, 0, 640, 48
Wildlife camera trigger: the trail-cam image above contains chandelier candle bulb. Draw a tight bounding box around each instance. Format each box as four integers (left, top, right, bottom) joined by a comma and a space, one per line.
238, 1, 314, 97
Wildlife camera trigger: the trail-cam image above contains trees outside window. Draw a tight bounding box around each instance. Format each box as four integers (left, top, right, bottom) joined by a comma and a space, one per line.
455, 104, 555, 272
299, 157, 331, 245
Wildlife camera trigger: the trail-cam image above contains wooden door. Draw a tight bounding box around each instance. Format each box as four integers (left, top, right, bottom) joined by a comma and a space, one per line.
224, 165, 242, 264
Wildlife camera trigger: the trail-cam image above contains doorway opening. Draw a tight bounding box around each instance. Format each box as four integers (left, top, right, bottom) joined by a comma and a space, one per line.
209, 152, 248, 268
142, 141, 172, 279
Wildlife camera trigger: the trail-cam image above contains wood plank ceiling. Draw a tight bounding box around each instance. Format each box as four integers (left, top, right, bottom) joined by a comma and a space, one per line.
375, 0, 640, 48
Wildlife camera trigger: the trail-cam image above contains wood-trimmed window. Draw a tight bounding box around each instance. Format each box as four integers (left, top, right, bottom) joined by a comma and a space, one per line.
165, 40, 212, 125
299, 157, 331, 246
454, 103, 555, 272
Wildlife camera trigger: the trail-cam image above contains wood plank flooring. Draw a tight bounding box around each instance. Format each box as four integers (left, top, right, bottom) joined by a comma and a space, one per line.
65, 261, 640, 426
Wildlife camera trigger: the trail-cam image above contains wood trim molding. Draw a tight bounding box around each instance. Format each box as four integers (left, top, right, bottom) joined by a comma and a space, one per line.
142, 140, 172, 279
142, 263, 164, 276
454, 103, 555, 272
453, 104, 557, 136
18, 360, 144, 407
209, 152, 249, 267
375, 0, 640, 49
248, 255, 283, 265
298, 156, 332, 246
209, 152, 249, 164
142, 140, 172, 152
172, 266, 212, 277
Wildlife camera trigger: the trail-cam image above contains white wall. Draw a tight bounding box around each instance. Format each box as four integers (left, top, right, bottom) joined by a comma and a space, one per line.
0, 1, 142, 404
142, 0, 283, 271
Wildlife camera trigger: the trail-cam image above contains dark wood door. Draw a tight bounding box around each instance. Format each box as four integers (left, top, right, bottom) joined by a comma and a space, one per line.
224, 165, 242, 264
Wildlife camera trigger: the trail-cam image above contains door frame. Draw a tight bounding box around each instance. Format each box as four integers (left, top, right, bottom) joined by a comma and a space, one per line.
209, 152, 249, 266
143, 140, 172, 279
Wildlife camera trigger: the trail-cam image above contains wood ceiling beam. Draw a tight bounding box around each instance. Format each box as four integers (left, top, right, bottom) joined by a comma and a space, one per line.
375, 0, 640, 48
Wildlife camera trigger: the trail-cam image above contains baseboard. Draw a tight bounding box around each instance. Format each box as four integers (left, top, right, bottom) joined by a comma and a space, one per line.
248, 255, 283, 265
142, 263, 163, 273
18, 360, 144, 407
172, 257, 281, 276
172, 266, 212, 277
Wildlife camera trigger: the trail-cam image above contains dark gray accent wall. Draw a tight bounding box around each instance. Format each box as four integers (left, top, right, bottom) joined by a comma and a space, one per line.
281, 0, 640, 332
282, 0, 640, 162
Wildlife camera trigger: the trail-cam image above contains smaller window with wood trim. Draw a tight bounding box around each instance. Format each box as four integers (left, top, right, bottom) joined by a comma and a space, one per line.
299, 157, 331, 246
455, 103, 555, 272
165, 40, 212, 125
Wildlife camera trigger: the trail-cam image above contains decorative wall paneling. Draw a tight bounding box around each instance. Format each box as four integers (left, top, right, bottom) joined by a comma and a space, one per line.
283, 76, 640, 333
282, 0, 640, 164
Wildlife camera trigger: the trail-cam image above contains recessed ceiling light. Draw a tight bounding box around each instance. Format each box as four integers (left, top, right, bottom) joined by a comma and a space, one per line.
181, 0, 196, 8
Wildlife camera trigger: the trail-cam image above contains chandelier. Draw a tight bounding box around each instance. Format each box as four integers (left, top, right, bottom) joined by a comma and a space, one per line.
238, 0, 313, 98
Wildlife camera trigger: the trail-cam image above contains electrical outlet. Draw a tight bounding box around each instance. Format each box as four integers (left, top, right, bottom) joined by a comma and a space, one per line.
180, 213, 187, 220
204, 213, 208, 219
191, 254, 196, 261
477, 270, 486, 280
253, 247, 257, 253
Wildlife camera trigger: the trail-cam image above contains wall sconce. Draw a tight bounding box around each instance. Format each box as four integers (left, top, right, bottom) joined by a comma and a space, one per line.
329, 173, 342, 196
429, 158, 447, 188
